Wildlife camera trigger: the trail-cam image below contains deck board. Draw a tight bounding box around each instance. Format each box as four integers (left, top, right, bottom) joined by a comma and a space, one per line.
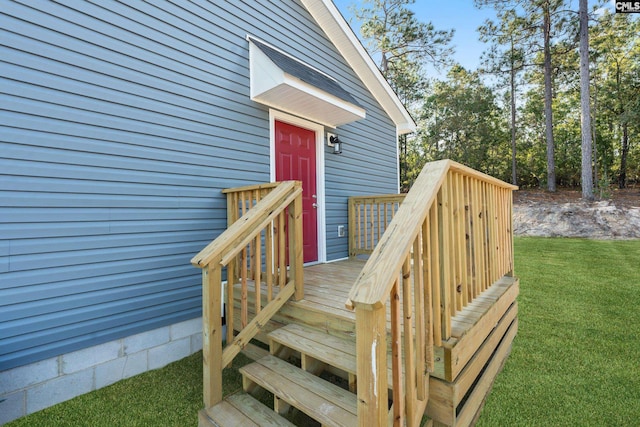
278, 260, 361, 324
232, 259, 517, 358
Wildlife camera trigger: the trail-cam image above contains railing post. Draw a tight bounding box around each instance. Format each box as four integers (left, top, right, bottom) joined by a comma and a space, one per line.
356, 304, 388, 426
348, 197, 356, 259
202, 263, 223, 408
438, 179, 452, 340
289, 182, 304, 301
508, 188, 516, 277
429, 202, 442, 347
226, 192, 236, 344
390, 280, 405, 426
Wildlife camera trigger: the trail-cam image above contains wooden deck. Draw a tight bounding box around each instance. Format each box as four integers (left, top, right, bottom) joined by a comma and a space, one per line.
291, 260, 364, 320
229, 259, 519, 426
195, 162, 519, 426
230, 260, 363, 343
236, 259, 517, 343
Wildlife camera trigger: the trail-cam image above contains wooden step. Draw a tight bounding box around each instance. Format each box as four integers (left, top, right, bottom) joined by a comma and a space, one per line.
240, 354, 358, 427
269, 323, 402, 388
198, 392, 295, 427
269, 323, 357, 375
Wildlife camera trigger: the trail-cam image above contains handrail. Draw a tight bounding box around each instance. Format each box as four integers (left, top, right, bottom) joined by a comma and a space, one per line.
191, 181, 301, 268
347, 161, 447, 309
347, 159, 518, 426
348, 160, 517, 308
191, 180, 304, 408
221, 182, 280, 195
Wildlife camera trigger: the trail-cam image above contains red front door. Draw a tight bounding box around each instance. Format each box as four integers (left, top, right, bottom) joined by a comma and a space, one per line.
275, 120, 318, 263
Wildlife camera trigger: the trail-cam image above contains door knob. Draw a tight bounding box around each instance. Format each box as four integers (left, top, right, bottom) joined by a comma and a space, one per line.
312, 203, 318, 208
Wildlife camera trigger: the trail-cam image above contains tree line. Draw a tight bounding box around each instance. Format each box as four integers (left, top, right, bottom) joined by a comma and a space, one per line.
350, 0, 640, 196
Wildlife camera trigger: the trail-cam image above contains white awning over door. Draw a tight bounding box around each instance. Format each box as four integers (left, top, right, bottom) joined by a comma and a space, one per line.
248, 37, 366, 128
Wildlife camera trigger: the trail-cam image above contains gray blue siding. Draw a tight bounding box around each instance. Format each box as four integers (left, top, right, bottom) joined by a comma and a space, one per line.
0, 0, 399, 371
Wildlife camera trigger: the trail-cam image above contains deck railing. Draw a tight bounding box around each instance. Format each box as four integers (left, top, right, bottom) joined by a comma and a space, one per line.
191, 181, 303, 408
222, 183, 290, 342
348, 194, 406, 258
347, 160, 517, 426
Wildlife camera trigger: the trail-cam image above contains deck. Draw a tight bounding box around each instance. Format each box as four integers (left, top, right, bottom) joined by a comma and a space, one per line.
192, 161, 519, 426
231, 259, 519, 426
225, 260, 363, 343
237, 258, 517, 347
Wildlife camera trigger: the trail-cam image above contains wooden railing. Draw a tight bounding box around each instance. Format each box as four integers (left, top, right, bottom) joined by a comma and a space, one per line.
222, 183, 288, 343
346, 160, 517, 426
348, 194, 405, 258
191, 181, 304, 408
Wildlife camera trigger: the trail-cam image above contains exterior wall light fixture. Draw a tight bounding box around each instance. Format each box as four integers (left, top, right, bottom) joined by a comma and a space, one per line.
327, 133, 343, 154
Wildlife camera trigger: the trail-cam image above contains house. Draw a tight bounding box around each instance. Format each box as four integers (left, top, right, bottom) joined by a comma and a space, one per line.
1, 2, 519, 425
0, 0, 416, 423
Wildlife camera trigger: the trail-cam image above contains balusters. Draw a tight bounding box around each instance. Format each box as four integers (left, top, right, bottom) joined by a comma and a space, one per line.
348, 195, 406, 258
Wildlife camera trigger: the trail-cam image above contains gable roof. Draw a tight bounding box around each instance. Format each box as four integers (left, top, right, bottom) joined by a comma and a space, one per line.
300, 0, 416, 134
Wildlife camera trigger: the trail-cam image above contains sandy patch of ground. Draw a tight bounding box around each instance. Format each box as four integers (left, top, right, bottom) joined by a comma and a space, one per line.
513, 188, 640, 239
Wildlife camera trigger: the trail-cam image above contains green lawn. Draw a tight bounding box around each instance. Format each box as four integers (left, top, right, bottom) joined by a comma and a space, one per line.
7, 238, 640, 426
477, 238, 640, 427
5, 350, 253, 427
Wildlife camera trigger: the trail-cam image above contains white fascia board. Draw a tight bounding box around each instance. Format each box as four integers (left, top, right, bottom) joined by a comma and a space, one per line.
282, 74, 366, 119
301, 0, 416, 134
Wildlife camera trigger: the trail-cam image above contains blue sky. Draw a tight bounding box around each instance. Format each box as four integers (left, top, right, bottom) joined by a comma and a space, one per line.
331, 0, 619, 77
331, 0, 499, 75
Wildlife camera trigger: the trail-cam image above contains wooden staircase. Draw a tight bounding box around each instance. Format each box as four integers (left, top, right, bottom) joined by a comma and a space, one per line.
192, 161, 520, 426
198, 323, 360, 427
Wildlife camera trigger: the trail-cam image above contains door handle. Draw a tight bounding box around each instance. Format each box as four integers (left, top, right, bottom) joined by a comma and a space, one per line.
312, 203, 318, 208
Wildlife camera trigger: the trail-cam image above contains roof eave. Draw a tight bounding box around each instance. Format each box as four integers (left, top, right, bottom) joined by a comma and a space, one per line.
300, 0, 417, 135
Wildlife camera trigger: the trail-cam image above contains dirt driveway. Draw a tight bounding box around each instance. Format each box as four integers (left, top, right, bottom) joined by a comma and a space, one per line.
513, 188, 640, 239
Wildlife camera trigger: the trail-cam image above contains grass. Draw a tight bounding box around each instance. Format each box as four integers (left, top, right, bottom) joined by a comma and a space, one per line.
7, 238, 640, 426
6, 351, 253, 427
477, 238, 640, 427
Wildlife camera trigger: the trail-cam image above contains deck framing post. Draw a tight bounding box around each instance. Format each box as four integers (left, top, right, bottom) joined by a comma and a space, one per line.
226, 191, 237, 344
202, 264, 223, 408
289, 182, 304, 301
438, 178, 452, 340
348, 197, 356, 258
356, 304, 388, 426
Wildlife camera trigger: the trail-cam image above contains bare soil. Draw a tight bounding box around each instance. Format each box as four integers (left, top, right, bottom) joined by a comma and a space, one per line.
513, 187, 640, 239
